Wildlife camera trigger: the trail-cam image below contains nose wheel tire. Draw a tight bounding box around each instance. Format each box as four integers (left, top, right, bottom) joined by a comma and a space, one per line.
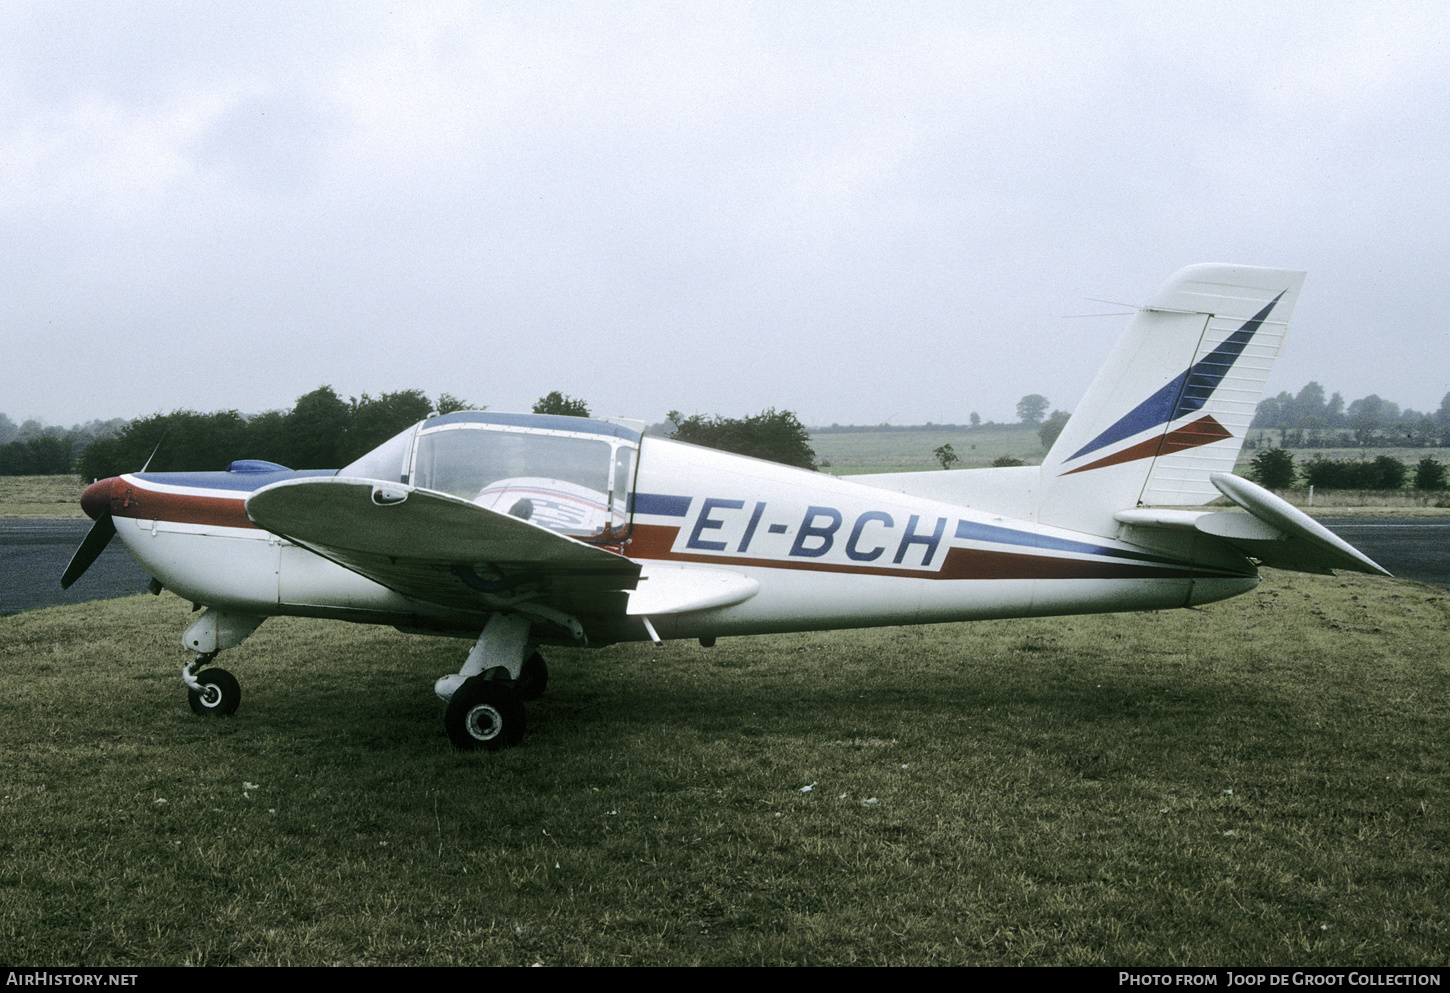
188, 667, 241, 716
445, 677, 525, 750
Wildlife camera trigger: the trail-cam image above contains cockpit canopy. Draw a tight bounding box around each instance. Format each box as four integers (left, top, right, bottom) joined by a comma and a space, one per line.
340, 412, 640, 537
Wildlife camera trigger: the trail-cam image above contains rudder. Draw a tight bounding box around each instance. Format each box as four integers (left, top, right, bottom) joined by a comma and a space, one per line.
1036, 264, 1306, 535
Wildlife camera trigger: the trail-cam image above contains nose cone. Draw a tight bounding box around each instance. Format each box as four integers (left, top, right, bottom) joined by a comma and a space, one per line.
80, 477, 118, 520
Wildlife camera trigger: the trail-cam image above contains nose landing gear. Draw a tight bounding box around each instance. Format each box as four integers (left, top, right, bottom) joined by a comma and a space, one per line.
178, 609, 263, 718
184, 655, 241, 716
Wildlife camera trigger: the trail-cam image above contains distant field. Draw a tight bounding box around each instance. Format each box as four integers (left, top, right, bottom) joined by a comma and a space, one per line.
1240, 432, 1444, 471
811, 425, 1045, 474
0, 474, 86, 518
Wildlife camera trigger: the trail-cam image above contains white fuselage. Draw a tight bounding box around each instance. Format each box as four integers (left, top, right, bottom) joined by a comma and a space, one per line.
102, 433, 1258, 646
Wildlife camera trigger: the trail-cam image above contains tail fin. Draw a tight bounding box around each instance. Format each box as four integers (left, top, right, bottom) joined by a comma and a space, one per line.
1036, 264, 1305, 535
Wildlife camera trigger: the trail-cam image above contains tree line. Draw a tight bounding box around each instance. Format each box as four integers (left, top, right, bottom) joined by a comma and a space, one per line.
1249, 449, 1447, 491
2, 387, 822, 479
10, 378, 1441, 480
1251, 382, 1450, 448
0, 414, 128, 476
71, 387, 474, 480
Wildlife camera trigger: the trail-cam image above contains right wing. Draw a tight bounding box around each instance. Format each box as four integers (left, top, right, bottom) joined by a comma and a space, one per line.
246, 477, 642, 617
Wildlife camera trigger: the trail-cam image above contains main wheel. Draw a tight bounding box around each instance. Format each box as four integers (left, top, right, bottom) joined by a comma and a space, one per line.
516, 652, 548, 701
445, 678, 525, 750
188, 667, 241, 716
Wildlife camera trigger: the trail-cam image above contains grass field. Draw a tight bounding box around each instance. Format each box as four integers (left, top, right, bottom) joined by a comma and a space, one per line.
811, 425, 1046, 474
0, 476, 89, 518
2, 575, 1446, 966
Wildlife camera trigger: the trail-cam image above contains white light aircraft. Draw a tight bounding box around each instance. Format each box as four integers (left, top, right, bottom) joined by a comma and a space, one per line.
63, 264, 1388, 750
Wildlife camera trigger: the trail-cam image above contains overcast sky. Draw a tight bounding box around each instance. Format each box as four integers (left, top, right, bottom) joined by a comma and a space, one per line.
3, 1, 1447, 430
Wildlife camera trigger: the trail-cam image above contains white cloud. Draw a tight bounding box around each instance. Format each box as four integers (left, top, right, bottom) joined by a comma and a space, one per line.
2, 1, 1448, 425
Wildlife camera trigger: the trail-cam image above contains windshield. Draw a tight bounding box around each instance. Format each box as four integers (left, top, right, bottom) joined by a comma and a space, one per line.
411, 423, 634, 536
339, 424, 416, 482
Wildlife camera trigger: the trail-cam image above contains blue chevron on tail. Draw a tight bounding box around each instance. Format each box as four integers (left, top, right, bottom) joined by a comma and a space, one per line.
1037, 264, 1306, 535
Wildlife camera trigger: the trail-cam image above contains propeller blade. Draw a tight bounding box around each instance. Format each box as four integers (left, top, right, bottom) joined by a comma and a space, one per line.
60, 510, 117, 589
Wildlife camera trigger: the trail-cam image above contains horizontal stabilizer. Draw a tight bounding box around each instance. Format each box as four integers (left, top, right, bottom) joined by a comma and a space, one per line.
1115, 474, 1389, 577
1209, 473, 1389, 576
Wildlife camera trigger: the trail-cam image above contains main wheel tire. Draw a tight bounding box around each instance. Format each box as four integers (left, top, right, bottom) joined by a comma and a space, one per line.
188, 667, 241, 716
445, 678, 525, 750
516, 652, 548, 701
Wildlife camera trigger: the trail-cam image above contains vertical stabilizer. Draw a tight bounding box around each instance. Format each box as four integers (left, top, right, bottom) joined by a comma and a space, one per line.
1036, 264, 1305, 535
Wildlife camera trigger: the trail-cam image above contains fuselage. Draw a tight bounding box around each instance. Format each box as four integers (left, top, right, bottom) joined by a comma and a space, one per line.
82, 420, 1261, 646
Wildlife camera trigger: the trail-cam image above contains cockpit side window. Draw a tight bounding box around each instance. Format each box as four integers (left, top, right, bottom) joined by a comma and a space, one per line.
410, 425, 636, 536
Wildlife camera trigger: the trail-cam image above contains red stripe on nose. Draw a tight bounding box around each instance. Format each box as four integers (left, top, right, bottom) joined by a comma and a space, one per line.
80, 477, 117, 520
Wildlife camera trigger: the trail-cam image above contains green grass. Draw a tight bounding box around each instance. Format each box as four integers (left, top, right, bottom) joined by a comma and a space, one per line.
2, 576, 1447, 965
0, 475, 87, 518
812, 425, 1045, 474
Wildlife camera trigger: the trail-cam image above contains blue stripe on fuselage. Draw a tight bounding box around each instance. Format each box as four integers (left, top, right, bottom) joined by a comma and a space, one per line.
133, 468, 336, 493
632, 492, 692, 517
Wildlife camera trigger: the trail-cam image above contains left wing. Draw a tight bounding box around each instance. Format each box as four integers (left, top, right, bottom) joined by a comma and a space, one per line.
246, 477, 642, 617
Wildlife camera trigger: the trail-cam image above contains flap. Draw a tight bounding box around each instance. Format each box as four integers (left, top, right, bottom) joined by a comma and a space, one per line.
626, 564, 760, 616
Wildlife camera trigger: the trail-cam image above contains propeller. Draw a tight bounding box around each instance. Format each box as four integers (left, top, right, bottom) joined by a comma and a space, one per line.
59, 433, 167, 590
60, 500, 116, 589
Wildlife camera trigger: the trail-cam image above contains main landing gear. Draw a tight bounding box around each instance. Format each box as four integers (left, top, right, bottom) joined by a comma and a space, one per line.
173, 606, 560, 750
436, 614, 555, 751
444, 677, 525, 749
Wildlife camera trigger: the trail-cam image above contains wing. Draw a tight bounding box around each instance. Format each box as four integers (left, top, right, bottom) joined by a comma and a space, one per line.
246, 477, 642, 618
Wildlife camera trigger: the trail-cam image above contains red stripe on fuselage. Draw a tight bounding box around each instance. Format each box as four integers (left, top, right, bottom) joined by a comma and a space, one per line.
111, 479, 257, 530
625, 523, 1204, 581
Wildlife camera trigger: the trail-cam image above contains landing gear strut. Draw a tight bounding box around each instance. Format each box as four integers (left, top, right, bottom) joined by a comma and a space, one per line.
178, 609, 263, 719
435, 613, 567, 750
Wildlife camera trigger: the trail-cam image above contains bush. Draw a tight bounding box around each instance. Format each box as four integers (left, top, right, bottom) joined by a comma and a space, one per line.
1249, 448, 1297, 489
668, 408, 817, 470
1038, 410, 1070, 450
1302, 455, 1408, 491
1368, 454, 1407, 490
1414, 456, 1447, 490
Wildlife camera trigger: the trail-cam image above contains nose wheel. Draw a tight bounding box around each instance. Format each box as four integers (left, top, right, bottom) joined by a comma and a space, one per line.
184, 656, 241, 716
